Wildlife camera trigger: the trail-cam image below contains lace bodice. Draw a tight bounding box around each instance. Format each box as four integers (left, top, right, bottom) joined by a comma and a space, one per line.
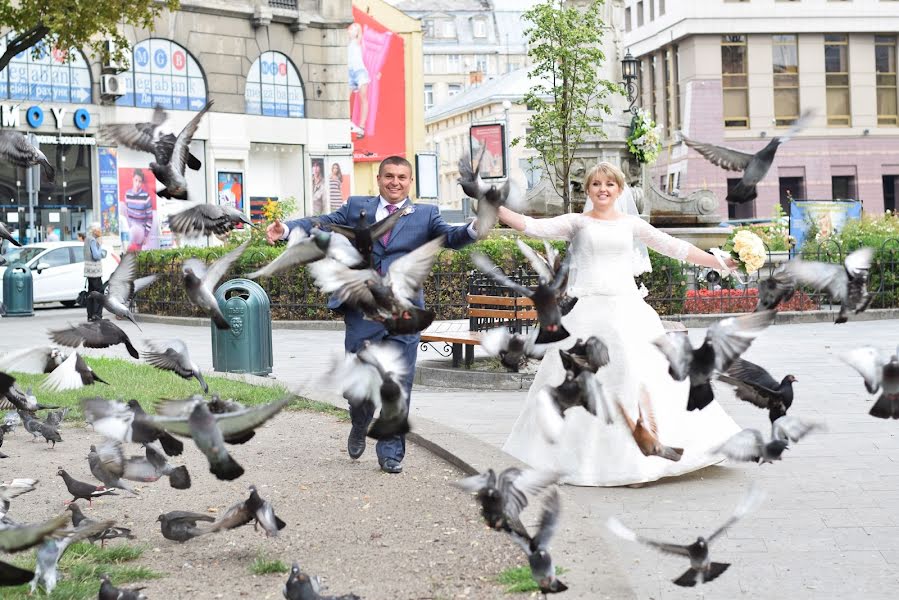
522, 214, 691, 297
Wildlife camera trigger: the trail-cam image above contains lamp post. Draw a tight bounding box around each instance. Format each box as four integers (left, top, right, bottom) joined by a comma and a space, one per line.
501, 99, 511, 178
433, 134, 442, 206
621, 49, 641, 116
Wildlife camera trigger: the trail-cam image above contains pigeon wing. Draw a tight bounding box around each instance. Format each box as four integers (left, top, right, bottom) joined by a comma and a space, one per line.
106, 252, 137, 303
98, 123, 157, 154
386, 236, 446, 302
716, 373, 772, 409
516, 239, 554, 281
712, 429, 765, 462
368, 202, 408, 241
212, 397, 291, 438
471, 252, 532, 297
531, 488, 561, 551
724, 358, 781, 391
840, 346, 884, 394
479, 327, 512, 358
42, 352, 84, 392
606, 517, 692, 557
169, 204, 226, 237
246, 240, 325, 278
708, 486, 765, 542
652, 332, 693, 381
680, 134, 755, 171
308, 259, 377, 307
0, 514, 70, 552
203, 239, 250, 289
707, 311, 776, 372
170, 100, 213, 175
0, 346, 60, 374
844, 247, 875, 278
781, 259, 848, 302
452, 472, 491, 493
772, 415, 825, 443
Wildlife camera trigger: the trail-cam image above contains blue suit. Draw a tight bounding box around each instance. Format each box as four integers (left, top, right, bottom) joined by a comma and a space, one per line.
285, 195, 475, 463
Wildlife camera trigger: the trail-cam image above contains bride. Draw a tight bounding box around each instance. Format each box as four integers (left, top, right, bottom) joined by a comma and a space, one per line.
497, 162, 742, 487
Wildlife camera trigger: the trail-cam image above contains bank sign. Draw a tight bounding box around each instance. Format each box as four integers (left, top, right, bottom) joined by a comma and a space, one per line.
0, 103, 91, 130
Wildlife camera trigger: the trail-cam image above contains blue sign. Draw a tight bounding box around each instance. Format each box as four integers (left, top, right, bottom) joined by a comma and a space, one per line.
98, 147, 119, 235
134, 46, 149, 68
117, 40, 207, 112
154, 48, 167, 69
789, 200, 863, 254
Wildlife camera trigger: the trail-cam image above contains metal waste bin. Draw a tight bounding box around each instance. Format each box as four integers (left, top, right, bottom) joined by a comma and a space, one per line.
2, 263, 33, 317
211, 278, 273, 376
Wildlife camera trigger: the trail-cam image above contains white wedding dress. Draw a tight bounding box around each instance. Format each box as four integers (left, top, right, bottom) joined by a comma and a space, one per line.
502, 213, 741, 487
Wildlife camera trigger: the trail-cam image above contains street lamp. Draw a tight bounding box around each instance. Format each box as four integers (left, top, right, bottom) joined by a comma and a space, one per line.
501, 100, 511, 179
621, 49, 640, 115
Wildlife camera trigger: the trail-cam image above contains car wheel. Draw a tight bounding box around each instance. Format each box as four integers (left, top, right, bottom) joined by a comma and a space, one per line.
60, 300, 77, 308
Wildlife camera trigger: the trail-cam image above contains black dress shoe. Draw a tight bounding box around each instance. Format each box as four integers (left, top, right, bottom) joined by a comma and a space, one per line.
347, 425, 366, 459
379, 458, 402, 474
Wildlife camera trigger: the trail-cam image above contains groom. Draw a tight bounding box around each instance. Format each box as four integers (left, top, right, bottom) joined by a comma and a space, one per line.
267, 156, 477, 473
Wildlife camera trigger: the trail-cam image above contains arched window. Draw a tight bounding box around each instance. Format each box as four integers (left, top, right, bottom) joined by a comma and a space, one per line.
0, 34, 92, 103
245, 51, 305, 117
117, 39, 207, 110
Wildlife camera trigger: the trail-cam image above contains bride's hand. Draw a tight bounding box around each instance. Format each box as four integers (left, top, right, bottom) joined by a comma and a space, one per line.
723, 257, 739, 271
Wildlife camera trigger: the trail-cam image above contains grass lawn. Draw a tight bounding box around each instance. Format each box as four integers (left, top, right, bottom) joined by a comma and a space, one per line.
497, 565, 566, 594
6, 356, 348, 421
4, 542, 160, 599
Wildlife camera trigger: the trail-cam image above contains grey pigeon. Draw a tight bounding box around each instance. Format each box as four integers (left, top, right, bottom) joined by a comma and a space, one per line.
0, 513, 70, 552
335, 341, 409, 440
534, 369, 612, 444
99, 103, 202, 172
157, 510, 214, 543
143, 339, 207, 393
43, 408, 69, 428
0, 372, 60, 412
779, 247, 875, 323
92, 440, 190, 491
772, 415, 826, 443
506, 488, 567, 594
182, 239, 250, 329
0, 130, 54, 181
480, 326, 546, 372
712, 429, 790, 464
0, 221, 21, 247
21, 411, 62, 447
283, 562, 361, 600
607, 487, 765, 587
66, 502, 134, 547
679, 110, 812, 204
717, 358, 797, 429
324, 205, 407, 268
56, 468, 117, 505
169, 202, 253, 237
562, 336, 610, 374
755, 267, 797, 312
88, 444, 135, 493
82, 398, 184, 456
0, 345, 66, 374
89, 252, 141, 330
204, 485, 286, 536
150, 101, 214, 199
42, 352, 108, 392
99, 573, 147, 600
454, 467, 559, 533
840, 345, 899, 418
48, 319, 140, 359
248, 226, 364, 279
653, 311, 776, 411
457, 150, 521, 239
128, 274, 158, 313
30, 518, 114, 594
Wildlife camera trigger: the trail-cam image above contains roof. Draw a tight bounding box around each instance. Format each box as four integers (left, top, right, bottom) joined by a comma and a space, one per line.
424, 67, 549, 122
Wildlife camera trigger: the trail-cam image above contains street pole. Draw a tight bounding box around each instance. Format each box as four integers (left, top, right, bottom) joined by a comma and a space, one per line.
26, 133, 37, 244
502, 100, 511, 179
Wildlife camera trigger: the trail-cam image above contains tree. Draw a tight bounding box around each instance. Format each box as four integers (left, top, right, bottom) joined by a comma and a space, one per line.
0, 0, 179, 73
514, 0, 620, 213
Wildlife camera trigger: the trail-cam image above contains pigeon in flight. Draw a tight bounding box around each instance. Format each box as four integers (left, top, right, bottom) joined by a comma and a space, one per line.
506, 488, 568, 594
617, 385, 684, 462
169, 203, 253, 237
771, 415, 825, 443
157, 510, 215, 543
143, 338, 208, 393
779, 247, 875, 324
712, 429, 790, 464
42, 352, 108, 392
679, 110, 813, 204
607, 487, 765, 587
248, 226, 364, 279
841, 346, 899, 418
82, 397, 184, 457
91, 440, 190, 491
457, 150, 521, 239
204, 485, 286, 537
454, 467, 559, 533
335, 340, 409, 440
0, 372, 60, 412
48, 319, 140, 359
0, 345, 66, 374
99, 573, 148, 600
283, 562, 361, 600
0, 221, 20, 247
88, 252, 142, 330
182, 239, 250, 329
99, 103, 202, 172
717, 358, 797, 431
149, 100, 214, 199
0, 559, 34, 586
56, 468, 117, 506
480, 326, 546, 372
559, 337, 610, 375
0, 130, 55, 181
653, 310, 776, 411
30, 517, 114, 594
0, 513, 70, 552
0, 478, 38, 517
755, 266, 797, 312
325, 205, 408, 267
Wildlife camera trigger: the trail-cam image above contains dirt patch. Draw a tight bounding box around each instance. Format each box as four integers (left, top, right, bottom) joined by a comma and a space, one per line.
1, 411, 520, 599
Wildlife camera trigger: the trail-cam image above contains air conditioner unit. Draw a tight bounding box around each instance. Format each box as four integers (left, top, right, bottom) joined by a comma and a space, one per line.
100, 74, 125, 97
101, 39, 126, 72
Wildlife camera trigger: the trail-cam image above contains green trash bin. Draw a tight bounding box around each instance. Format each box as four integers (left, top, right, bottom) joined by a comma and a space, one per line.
2, 262, 34, 317
211, 278, 273, 376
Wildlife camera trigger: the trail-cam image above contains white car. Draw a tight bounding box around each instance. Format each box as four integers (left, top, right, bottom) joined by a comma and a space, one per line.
0, 242, 119, 306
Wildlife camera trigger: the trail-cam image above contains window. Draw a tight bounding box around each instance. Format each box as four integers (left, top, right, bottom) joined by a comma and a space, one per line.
773, 34, 800, 126
447, 83, 462, 97
876, 35, 898, 126
424, 84, 434, 110
423, 54, 433, 74
447, 54, 461, 74
659, 0, 666, 15
650, 54, 657, 121
423, 19, 435, 38
117, 39, 206, 110
779, 177, 805, 215
884, 175, 899, 212
475, 54, 488, 74
472, 17, 488, 38
637, 1, 644, 26
39, 248, 71, 269
625, 7, 632, 32
245, 51, 305, 117
664, 46, 679, 136
440, 18, 456, 39
832, 175, 857, 199
825, 34, 851, 126
721, 35, 749, 128
0, 34, 91, 103
519, 158, 543, 190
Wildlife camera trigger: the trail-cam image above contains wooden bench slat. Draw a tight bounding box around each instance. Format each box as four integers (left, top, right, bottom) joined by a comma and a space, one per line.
420, 332, 482, 345
466, 294, 534, 307
468, 308, 522, 319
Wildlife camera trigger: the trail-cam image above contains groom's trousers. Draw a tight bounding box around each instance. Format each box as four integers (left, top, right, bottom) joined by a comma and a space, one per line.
343, 308, 417, 464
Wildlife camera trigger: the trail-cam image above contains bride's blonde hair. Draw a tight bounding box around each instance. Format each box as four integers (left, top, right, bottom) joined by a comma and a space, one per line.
584, 161, 625, 191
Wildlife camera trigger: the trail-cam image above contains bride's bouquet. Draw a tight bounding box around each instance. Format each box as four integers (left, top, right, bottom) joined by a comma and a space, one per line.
711, 230, 767, 284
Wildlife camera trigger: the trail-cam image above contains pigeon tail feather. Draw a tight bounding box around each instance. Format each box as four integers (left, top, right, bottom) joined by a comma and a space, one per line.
687, 382, 715, 411
703, 562, 731, 583
168, 465, 191, 489
210, 454, 244, 481
212, 311, 231, 330
659, 445, 684, 462
672, 567, 699, 587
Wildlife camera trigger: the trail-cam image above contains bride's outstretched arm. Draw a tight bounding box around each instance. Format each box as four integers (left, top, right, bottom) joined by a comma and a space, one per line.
632, 218, 738, 269
497, 207, 580, 240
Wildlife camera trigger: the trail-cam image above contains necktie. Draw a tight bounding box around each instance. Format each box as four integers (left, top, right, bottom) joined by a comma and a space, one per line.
380, 203, 400, 246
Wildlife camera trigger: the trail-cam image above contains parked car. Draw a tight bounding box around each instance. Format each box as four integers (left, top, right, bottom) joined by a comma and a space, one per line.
0, 242, 119, 306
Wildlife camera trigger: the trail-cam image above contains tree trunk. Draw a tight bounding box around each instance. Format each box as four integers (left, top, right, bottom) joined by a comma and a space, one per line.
0, 26, 50, 74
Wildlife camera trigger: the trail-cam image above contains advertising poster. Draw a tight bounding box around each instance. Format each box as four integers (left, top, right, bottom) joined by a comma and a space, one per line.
349, 6, 406, 162
117, 167, 160, 251
469, 123, 506, 179
98, 147, 119, 234
789, 200, 863, 253
217, 172, 245, 224
326, 156, 353, 211
310, 158, 326, 215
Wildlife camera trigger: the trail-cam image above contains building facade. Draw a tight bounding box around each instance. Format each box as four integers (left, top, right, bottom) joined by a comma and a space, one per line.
0, 0, 353, 248
625, 0, 899, 219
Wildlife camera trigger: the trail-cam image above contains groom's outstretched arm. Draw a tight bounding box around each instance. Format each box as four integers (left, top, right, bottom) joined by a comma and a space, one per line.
427, 206, 477, 250
282, 201, 352, 238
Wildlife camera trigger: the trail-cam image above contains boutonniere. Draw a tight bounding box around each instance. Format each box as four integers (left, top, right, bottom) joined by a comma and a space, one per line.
401, 205, 415, 216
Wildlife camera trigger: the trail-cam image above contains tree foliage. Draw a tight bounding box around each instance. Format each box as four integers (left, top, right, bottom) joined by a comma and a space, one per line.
515, 0, 620, 213
0, 0, 179, 72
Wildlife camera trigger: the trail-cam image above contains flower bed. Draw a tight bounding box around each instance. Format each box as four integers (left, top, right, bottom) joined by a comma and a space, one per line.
683, 288, 819, 314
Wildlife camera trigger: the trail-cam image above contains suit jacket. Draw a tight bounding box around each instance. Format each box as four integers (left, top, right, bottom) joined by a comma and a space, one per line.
284, 195, 475, 342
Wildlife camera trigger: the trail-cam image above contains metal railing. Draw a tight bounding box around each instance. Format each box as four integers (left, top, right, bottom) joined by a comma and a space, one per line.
268, 0, 298, 8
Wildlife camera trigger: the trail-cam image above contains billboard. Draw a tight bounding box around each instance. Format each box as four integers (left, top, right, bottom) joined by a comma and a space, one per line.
469, 123, 506, 178
789, 200, 863, 253
98, 147, 119, 234
118, 167, 161, 251
217, 171, 245, 226
350, 6, 406, 162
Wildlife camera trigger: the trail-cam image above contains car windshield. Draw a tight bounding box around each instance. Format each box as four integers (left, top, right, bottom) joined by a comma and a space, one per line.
3, 247, 45, 264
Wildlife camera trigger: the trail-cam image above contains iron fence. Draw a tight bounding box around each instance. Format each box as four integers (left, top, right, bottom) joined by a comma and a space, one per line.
268, 0, 298, 9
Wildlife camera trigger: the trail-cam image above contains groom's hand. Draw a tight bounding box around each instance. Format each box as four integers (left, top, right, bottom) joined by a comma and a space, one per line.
266, 219, 286, 244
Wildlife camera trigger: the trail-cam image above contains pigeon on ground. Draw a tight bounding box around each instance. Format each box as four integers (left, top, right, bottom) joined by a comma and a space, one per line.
0, 372, 60, 412
0, 429, 7, 458
653, 311, 776, 411
771, 415, 826, 443
82, 398, 184, 456
840, 346, 899, 418
755, 267, 797, 312
607, 487, 765, 587
170, 202, 253, 237
0, 345, 66, 374
0, 513, 70, 552
617, 385, 684, 462
66, 503, 134, 547
779, 247, 875, 324
56, 468, 118, 506
43, 408, 69, 428
21, 411, 62, 447
717, 358, 797, 431
157, 510, 215, 543
99, 104, 202, 172
506, 488, 568, 594
334, 340, 409, 440
48, 319, 140, 359
149, 100, 214, 199
143, 397, 291, 480
712, 429, 790, 464
248, 226, 364, 279
310, 236, 445, 336
472, 243, 573, 344
182, 239, 250, 329
88, 444, 135, 494
324, 204, 408, 268
30, 518, 114, 594
88, 252, 142, 330
480, 327, 546, 372
283, 562, 361, 600
205, 485, 287, 536
457, 150, 521, 239
454, 467, 559, 533
0, 559, 34, 586
99, 573, 148, 600
679, 110, 812, 204
0, 221, 21, 246
0, 130, 55, 181
42, 352, 108, 392
143, 339, 208, 393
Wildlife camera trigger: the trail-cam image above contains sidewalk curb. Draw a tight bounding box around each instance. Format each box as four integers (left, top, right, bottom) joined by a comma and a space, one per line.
137, 313, 345, 330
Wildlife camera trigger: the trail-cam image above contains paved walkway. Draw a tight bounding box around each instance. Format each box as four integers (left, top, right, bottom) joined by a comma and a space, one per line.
4, 307, 899, 598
